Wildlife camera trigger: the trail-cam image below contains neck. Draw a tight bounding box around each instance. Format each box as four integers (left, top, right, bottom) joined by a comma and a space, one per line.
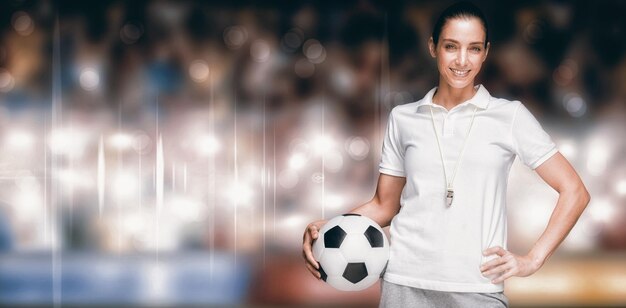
433, 82, 477, 110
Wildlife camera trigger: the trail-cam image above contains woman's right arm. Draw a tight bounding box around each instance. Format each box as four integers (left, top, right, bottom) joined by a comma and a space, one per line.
302, 173, 406, 279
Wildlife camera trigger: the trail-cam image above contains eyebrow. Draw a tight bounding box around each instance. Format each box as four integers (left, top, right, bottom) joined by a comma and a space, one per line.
442, 38, 484, 45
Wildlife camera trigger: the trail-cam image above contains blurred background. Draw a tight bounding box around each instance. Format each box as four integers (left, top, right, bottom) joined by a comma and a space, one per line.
0, 0, 624, 307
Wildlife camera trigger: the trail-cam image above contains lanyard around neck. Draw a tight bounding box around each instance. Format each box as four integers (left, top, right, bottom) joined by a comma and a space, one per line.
429, 104, 479, 206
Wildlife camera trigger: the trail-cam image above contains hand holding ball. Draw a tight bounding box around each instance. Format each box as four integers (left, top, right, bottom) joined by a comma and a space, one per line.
312, 213, 390, 291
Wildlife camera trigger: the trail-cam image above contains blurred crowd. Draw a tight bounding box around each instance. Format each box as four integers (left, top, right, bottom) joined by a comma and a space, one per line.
0, 0, 625, 305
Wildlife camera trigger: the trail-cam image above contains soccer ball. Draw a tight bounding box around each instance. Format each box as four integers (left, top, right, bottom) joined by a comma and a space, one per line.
312, 213, 389, 291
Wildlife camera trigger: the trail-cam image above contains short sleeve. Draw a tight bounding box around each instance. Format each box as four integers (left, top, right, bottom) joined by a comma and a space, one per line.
379, 108, 406, 177
510, 102, 558, 170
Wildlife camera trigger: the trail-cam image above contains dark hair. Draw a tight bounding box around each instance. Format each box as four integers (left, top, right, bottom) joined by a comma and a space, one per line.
432, 1, 489, 48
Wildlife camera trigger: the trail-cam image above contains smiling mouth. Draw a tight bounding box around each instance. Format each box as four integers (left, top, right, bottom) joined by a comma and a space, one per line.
450, 68, 470, 77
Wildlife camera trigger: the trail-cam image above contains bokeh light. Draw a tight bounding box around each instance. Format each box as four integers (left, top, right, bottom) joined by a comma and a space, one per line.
281, 28, 304, 52
79, 68, 100, 91
346, 137, 370, 160
0, 69, 15, 92
303, 39, 326, 64
11, 11, 34, 36
194, 135, 220, 156
223, 26, 247, 49
294, 58, 315, 78
615, 180, 626, 196
588, 198, 615, 224
189, 60, 210, 83
288, 153, 307, 170
113, 172, 140, 201
586, 139, 610, 176
558, 139, 577, 160
279, 169, 299, 189
250, 39, 271, 62
120, 22, 144, 44
47, 128, 90, 158
563, 94, 587, 118
5, 129, 35, 151
109, 133, 134, 151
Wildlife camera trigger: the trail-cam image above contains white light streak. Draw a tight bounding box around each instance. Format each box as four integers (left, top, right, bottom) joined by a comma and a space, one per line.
616, 179, 626, 196
171, 163, 176, 191
183, 163, 187, 192
98, 136, 105, 215
156, 135, 164, 213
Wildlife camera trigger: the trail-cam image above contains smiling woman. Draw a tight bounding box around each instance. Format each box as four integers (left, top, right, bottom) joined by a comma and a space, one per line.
302, 2, 590, 308
427, 3, 490, 110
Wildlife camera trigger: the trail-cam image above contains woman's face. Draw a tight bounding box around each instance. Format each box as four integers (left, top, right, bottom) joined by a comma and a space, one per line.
428, 17, 490, 89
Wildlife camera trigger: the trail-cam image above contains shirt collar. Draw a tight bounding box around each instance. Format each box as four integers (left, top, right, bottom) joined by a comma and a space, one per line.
416, 84, 491, 112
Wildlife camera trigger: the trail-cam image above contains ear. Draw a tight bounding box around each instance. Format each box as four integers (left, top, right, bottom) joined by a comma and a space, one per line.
428, 37, 437, 58
483, 42, 490, 62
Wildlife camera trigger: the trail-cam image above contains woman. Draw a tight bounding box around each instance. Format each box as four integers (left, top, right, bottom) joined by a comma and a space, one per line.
302, 2, 590, 307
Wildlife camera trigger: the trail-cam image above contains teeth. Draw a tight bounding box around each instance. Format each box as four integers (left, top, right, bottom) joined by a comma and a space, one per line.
451, 68, 470, 77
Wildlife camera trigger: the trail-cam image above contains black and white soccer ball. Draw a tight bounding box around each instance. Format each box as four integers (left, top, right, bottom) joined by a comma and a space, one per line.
312, 213, 389, 291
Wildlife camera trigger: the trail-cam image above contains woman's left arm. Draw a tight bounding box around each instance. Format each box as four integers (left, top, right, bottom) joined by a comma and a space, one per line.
480, 152, 591, 284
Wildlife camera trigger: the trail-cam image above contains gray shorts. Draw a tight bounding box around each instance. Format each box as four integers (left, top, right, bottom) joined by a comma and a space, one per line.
379, 280, 509, 308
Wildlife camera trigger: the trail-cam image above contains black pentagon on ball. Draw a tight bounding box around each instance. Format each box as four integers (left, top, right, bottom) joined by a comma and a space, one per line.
342, 213, 361, 217
324, 226, 347, 248
343, 262, 368, 284
318, 262, 328, 282
364, 226, 384, 248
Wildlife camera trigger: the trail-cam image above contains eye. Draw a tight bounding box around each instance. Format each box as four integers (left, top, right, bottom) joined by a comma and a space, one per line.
445, 44, 456, 50
471, 47, 482, 52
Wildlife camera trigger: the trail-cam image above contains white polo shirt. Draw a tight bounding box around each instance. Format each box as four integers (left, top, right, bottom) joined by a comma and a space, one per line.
379, 84, 558, 293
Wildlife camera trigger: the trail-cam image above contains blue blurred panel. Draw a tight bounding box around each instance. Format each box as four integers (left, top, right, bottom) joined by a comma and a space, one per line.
171, 254, 252, 305
0, 252, 251, 306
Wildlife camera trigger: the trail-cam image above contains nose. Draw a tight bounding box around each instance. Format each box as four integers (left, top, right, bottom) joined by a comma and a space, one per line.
456, 49, 468, 66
